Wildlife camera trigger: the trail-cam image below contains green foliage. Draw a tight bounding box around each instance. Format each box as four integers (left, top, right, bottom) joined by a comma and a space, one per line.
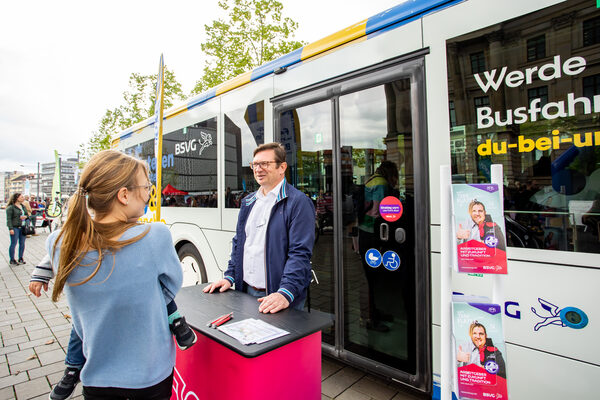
80, 67, 185, 164
192, 0, 304, 94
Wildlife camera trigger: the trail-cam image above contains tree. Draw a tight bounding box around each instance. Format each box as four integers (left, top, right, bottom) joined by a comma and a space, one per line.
80, 67, 185, 163
192, 0, 304, 94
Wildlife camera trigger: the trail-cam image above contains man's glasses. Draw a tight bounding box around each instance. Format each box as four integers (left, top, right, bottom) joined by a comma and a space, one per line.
249, 161, 279, 170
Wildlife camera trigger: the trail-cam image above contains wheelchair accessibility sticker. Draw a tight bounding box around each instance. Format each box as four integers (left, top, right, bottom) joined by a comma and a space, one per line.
365, 249, 382, 268
382, 251, 400, 271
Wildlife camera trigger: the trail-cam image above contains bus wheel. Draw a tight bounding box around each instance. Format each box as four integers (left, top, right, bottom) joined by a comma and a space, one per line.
177, 243, 207, 286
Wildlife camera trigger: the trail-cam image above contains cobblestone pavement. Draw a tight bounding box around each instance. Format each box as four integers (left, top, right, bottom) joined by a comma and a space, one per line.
0, 212, 423, 400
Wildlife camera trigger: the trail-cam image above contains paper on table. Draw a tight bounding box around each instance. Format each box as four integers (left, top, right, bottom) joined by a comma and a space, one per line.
217, 318, 289, 345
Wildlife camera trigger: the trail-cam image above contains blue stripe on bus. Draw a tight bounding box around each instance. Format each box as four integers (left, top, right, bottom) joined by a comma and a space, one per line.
187, 88, 217, 110
120, 132, 133, 140
250, 47, 304, 82
432, 381, 459, 400
365, 0, 461, 35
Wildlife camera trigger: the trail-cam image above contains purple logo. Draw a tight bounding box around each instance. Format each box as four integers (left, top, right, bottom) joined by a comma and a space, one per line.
484, 234, 498, 248
484, 360, 499, 374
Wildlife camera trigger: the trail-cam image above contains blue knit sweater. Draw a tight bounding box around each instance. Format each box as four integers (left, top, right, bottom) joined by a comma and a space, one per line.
47, 223, 183, 388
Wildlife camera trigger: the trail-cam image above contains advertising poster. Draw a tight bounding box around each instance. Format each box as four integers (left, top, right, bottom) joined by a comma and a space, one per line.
453, 297, 508, 400
452, 184, 507, 274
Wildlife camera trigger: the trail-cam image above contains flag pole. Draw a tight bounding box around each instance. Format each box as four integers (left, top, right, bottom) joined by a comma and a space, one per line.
153, 54, 165, 222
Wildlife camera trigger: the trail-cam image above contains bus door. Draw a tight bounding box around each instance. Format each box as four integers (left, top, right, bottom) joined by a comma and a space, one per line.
273, 56, 431, 392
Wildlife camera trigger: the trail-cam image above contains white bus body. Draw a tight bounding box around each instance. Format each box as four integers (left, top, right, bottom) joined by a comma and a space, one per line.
115, 0, 600, 398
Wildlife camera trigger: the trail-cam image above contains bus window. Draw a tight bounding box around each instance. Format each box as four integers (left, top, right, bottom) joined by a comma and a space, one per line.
161, 117, 218, 207
446, 0, 600, 254
225, 100, 264, 208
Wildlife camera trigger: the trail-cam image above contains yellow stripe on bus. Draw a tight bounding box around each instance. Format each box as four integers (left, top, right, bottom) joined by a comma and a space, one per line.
215, 71, 253, 96
301, 19, 367, 60
165, 104, 188, 120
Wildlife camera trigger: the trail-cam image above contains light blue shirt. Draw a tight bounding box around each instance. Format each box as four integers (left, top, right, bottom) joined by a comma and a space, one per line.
47, 223, 183, 389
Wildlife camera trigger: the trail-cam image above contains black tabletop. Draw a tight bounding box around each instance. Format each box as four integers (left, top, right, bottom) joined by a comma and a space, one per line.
175, 284, 333, 358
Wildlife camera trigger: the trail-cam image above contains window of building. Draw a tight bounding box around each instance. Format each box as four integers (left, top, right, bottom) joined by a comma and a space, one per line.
583, 74, 600, 100
449, 100, 457, 127
583, 16, 600, 46
526, 35, 546, 61
527, 86, 548, 107
474, 96, 489, 110
470, 51, 486, 74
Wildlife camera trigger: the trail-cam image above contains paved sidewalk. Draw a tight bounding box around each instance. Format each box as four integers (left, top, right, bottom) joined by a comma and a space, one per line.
0, 215, 82, 400
0, 212, 423, 400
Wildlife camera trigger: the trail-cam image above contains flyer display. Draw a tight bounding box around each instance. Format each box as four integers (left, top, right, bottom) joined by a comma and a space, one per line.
452, 297, 508, 400
451, 184, 507, 274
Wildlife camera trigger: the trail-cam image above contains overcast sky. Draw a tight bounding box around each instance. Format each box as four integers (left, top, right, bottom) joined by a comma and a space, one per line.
0, 0, 399, 173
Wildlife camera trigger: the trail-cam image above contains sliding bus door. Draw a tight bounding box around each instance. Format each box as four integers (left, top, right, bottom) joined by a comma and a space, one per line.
273, 56, 430, 392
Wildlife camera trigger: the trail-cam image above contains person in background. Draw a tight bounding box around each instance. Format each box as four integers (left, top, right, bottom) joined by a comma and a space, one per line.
46, 150, 185, 399
6, 193, 30, 265
22, 195, 34, 237
204, 142, 315, 313
29, 196, 39, 235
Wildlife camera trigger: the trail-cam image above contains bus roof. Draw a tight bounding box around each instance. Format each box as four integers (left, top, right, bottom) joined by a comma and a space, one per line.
116, 0, 460, 142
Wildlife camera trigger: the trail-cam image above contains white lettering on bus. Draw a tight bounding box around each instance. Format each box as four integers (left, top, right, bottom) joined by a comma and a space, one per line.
476, 92, 600, 128
473, 55, 586, 93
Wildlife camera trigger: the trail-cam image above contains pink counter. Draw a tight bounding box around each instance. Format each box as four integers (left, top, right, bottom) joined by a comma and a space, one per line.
169, 285, 333, 400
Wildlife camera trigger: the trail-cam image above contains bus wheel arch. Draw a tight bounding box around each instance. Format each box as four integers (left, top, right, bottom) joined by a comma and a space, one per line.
176, 241, 208, 286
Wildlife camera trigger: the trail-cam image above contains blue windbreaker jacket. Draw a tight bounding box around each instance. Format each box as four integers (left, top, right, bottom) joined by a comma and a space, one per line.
224, 179, 315, 307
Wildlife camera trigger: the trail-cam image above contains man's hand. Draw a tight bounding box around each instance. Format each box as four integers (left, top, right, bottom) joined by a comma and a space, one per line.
203, 279, 232, 293
258, 292, 290, 314
456, 223, 470, 240
456, 345, 470, 363
29, 281, 48, 297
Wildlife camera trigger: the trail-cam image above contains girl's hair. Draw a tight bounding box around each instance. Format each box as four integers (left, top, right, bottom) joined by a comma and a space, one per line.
52, 150, 150, 301
8, 193, 21, 206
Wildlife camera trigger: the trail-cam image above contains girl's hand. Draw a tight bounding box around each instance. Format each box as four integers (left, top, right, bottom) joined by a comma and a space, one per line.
29, 281, 48, 297
9, 229, 14, 235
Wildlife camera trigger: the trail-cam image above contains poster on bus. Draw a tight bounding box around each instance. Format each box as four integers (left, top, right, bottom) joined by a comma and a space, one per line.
453, 297, 508, 400
451, 184, 507, 274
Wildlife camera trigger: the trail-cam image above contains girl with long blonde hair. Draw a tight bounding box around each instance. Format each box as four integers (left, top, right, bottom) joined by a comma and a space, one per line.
43, 150, 187, 399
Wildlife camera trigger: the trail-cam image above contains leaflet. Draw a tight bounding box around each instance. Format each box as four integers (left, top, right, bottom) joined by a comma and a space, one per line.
451, 184, 508, 274
452, 297, 508, 400
217, 318, 289, 345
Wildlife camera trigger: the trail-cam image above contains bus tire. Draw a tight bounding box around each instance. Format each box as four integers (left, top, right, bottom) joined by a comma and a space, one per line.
177, 243, 208, 286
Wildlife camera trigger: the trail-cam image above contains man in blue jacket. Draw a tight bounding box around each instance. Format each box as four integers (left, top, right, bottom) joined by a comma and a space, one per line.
204, 142, 315, 313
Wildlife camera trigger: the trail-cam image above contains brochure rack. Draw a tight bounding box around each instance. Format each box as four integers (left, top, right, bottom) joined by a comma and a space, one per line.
440, 164, 506, 400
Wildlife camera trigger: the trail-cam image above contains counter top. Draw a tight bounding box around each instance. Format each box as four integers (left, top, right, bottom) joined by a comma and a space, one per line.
175, 284, 333, 358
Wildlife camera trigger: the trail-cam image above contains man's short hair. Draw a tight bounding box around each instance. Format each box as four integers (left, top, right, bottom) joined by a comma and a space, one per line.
253, 142, 286, 164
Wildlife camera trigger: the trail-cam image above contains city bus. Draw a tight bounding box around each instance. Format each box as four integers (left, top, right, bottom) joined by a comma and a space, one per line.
113, 0, 600, 398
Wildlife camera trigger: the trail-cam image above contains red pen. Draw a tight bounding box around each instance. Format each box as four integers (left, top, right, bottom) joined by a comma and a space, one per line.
208, 312, 233, 328
213, 313, 233, 328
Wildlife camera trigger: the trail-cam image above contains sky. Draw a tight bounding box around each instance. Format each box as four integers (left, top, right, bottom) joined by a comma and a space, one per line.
0, 0, 400, 173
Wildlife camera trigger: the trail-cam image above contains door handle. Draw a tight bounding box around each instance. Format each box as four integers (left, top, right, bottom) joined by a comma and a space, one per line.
380, 223, 389, 241
395, 228, 406, 244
